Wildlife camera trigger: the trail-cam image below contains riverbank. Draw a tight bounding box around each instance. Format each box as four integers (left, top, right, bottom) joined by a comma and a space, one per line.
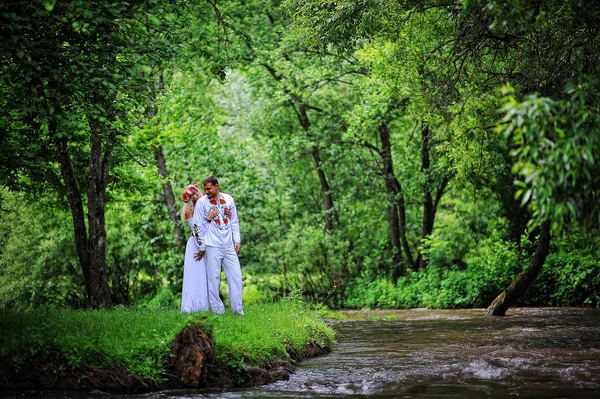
0, 300, 335, 393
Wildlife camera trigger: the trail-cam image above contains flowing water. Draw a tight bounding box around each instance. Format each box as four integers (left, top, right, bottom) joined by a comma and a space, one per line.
3, 307, 600, 398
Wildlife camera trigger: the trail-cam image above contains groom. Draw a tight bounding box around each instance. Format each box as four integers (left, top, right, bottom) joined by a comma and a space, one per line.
193, 176, 244, 315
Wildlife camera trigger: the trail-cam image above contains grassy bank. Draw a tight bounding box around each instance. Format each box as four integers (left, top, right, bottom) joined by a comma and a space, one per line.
0, 299, 335, 390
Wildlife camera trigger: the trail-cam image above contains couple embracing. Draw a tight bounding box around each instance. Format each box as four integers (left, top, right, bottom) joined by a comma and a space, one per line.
180, 176, 244, 315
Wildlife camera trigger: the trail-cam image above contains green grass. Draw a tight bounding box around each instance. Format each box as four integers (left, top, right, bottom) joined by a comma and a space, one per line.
211, 298, 334, 366
0, 299, 335, 385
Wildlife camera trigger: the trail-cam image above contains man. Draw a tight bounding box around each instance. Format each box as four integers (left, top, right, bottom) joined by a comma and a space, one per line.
192, 176, 244, 315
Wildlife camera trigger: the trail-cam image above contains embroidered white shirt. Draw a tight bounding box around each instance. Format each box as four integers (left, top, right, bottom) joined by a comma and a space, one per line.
192, 192, 241, 250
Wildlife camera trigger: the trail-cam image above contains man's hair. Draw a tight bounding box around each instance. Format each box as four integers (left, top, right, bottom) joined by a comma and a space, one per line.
202, 175, 219, 186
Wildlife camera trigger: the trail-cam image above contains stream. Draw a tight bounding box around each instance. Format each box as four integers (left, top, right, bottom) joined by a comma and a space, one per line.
3, 307, 600, 398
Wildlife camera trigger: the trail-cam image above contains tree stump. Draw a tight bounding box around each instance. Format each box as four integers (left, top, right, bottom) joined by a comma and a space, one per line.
168, 323, 213, 386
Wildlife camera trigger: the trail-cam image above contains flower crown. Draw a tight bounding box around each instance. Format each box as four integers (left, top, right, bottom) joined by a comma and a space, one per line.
182, 183, 199, 203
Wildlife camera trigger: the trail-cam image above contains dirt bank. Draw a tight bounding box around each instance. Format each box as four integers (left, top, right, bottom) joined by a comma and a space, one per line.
0, 323, 330, 393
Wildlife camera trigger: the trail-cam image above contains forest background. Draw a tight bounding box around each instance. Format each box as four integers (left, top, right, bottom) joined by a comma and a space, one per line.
1, 0, 599, 313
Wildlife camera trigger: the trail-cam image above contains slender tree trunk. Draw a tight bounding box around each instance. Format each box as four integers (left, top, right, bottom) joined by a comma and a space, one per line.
86, 126, 113, 308
359, 122, 414, 269
417, 122, 433, 270
294, 101, 336, 232
379, 123, 404, 277
485, 220, 551, 316
396, 185, 415, 268
310, 145, 335, 232
260, 62, 336, 233
148, 73, 186, 251
433, 177, 450, 217
420, 122, 434, 237
154, 145, 186, 250
55, 136, 92, 296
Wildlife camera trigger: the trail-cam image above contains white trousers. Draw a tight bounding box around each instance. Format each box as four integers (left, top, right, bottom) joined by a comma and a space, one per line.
205, 245, 244, 315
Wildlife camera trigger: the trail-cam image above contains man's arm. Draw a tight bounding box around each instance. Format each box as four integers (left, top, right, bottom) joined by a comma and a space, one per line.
229, 197, 241, 253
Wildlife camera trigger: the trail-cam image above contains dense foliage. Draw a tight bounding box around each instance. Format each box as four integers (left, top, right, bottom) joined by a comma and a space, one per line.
1, 0, 598, 311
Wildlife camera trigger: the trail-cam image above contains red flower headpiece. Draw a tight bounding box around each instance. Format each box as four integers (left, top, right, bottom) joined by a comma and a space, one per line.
181, 183, 199, 203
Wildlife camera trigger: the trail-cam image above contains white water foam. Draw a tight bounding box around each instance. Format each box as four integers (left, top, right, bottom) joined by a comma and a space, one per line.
463, 359, 507, 380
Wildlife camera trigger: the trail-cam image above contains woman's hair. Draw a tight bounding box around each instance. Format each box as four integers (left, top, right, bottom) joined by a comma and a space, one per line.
180, 200, 194, 222
180, 183, 199, 222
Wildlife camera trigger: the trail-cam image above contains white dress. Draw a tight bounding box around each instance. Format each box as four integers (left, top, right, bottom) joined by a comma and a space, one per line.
180, 219, 209, 313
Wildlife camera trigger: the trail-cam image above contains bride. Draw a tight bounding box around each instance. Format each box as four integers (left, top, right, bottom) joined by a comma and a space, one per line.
179, 183, 209, 313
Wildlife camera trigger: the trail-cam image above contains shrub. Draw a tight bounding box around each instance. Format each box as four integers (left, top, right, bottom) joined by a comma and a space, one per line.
523, 232, 600, 306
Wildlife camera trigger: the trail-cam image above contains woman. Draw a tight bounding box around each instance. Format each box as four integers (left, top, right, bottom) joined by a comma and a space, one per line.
180, 183, 209, 313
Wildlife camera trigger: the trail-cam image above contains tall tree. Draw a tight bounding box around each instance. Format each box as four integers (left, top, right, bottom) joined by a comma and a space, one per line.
0, 0, 180, 307
487, 79, 600, 315
453, 0, 600, 314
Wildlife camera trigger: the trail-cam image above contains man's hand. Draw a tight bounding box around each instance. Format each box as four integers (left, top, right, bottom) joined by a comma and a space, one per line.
194, 250, 205, 261
234, 242, 241, 254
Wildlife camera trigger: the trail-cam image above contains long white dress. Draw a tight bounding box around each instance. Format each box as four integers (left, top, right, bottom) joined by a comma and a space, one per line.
180, 219, 209, 313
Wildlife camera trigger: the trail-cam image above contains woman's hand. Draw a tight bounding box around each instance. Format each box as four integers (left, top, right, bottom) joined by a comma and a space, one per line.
194, 250, 205, 261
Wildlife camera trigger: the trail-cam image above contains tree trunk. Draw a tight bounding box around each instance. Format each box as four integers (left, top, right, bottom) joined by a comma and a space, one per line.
378, 122, 404, 277
485, 220, 551, 316
396, 185, 415, 269
154, 145, 186, 250
294, 101, 336, 232
54, 131, 112, 308
358, 120, 414, 270
55, 136, 91, 297
260, 62, 336, 233
417, 122, 433, 270
433, 177, 449, 218
148, 73, 186, 251
310, 145, 335, 232
86, 126, 113, 308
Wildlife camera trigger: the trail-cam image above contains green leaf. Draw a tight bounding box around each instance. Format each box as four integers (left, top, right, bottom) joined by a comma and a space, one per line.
521, 189, 532, 206
43, 0, 56, 12
147, 13, 161, 26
